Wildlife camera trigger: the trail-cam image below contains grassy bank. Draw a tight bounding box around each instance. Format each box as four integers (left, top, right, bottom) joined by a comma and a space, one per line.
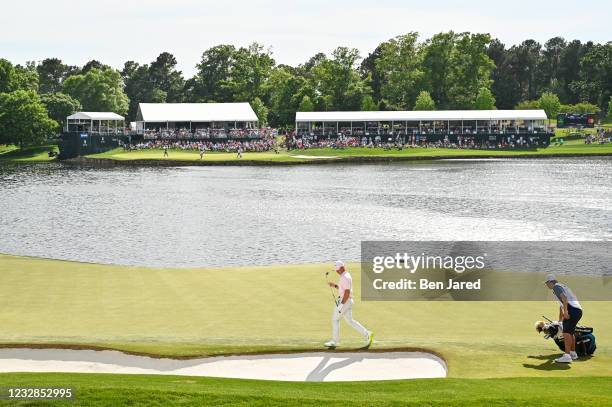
87, 139, 612, 164
0, 144, 58, 162
0, 254, 610, 379
1, 374, 612, 406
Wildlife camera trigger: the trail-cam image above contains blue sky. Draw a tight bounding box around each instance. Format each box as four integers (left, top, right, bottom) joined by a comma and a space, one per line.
2, 0, 610, 76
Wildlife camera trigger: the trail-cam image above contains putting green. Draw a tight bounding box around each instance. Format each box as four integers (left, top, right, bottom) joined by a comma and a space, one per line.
0, 254, 610, 379
87, 140, 612, 164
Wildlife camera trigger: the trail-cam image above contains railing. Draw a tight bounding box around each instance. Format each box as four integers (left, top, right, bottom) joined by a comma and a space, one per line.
297, 128, 551, 138
140, 128, 278, 140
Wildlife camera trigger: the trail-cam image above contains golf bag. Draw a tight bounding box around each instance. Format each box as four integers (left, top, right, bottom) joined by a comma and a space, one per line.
537, 320, 596, 356
553, 326, 596, 357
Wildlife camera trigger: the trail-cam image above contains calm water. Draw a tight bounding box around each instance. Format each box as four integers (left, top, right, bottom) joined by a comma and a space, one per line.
1, 158, 611, 267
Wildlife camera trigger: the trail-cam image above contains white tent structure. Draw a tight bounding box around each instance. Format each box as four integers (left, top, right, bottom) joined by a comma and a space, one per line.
295, 110, 549, 137
135, 103, 258, 134
66, 112, 125, 134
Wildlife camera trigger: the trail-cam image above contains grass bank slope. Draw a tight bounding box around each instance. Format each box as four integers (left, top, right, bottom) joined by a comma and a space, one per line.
1, 374, 611, 406
0, 144, 58, 162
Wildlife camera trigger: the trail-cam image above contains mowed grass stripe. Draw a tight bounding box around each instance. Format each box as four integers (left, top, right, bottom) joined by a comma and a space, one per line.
1, 374, 612, 406
0, 254, 610, 378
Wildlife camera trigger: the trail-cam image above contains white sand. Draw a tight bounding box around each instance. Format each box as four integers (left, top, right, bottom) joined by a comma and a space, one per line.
0, 348, 446, 382
291, 155, 339, 159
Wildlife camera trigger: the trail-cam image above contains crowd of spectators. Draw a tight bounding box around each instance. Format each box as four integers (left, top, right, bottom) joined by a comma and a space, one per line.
125, 138, 276, 153
142, 127, 277, 140
286, 133, 547, 150
298, 125, 548, 139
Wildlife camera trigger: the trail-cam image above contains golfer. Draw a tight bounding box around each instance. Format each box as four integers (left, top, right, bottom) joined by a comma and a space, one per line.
325, 261, 374, 348
544, 274, 583, 363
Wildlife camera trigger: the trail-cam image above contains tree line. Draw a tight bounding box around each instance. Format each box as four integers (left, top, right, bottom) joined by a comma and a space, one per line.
1, 32, 611, 147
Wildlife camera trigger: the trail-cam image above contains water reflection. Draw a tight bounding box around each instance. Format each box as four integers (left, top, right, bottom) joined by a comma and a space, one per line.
0, 158, 611, 267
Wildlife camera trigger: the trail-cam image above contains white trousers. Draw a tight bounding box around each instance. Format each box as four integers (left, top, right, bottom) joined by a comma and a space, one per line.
331, 298, 369, 343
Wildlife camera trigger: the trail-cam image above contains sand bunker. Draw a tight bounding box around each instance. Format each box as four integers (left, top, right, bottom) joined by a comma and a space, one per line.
0, 348, 446, 382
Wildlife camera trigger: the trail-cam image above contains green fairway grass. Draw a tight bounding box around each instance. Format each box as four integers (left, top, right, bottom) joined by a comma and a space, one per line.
0, 254, 610, 380
0, 144, 58, 162
87, 140, 612, 164
1, 374, 611, 406
89, 148, 305, 162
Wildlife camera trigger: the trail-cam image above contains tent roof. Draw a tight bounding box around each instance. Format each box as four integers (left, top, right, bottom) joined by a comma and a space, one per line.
138, 103, 258, 122
67, 112, 125, 121
295, 110, 548, 122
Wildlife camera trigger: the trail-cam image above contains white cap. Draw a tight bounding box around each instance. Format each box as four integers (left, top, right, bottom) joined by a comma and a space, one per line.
544, 273, 557, 283
334, 260, 345, 271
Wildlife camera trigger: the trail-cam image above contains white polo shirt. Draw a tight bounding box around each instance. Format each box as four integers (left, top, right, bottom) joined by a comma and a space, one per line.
338, 271, 353, 299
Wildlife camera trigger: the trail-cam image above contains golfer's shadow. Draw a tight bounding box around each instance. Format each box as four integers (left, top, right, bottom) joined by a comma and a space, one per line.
522, 354, 571, 371
305, 355, 364, 381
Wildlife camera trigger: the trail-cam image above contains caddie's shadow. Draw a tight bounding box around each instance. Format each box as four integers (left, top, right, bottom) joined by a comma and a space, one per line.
522, 354, 571, 371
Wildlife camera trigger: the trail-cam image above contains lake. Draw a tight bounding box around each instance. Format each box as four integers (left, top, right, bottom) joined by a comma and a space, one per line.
1, 158, 611, 267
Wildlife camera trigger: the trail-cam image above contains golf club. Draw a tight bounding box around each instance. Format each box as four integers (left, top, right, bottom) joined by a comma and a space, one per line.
325, 271, 338, 306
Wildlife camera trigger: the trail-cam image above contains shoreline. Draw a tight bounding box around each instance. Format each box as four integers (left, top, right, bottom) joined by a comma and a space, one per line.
68, 152, 612, 167
0, 343, 446, 362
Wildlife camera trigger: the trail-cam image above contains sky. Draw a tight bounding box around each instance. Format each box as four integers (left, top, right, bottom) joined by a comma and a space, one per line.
2, 0, 610, 77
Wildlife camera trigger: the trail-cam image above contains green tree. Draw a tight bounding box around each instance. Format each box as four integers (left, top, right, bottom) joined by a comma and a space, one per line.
250, 97, 268, 125
0, 59, 18, 93
447, 33, 495, 109
488, 39, 522, 109
310, 47, 371, 111
573, 102, 600, 115
560, 102, 601, 115
80, 60, 104, 74
229, 43, 275, 102
121, 53, 185, 120
148, 52, 185, 102
537, 92, 561, 120
13, 63, 39, 92
359, 45, 384, 104
40, 93, 82, 128
298, 95, 314, 112
376, 32, 424, 109
421, 32, 456, 108
507, 40, 542, 102
37, 58, 77, 94
559, 40, 589, 103
188, 44, 236, 102
0, 90, 57, 148
608, 96, 612, 119
570, 42, 612, 111
515, 100, 540, 110
474, 87, 496, 109
361, 95, 377, 111
540, 37, 567, 94
0, 59, 39, 93
63, 68, 129, 114
122, 61, 153, 120
265, 67, 310, 127
413, 90, 436, 110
